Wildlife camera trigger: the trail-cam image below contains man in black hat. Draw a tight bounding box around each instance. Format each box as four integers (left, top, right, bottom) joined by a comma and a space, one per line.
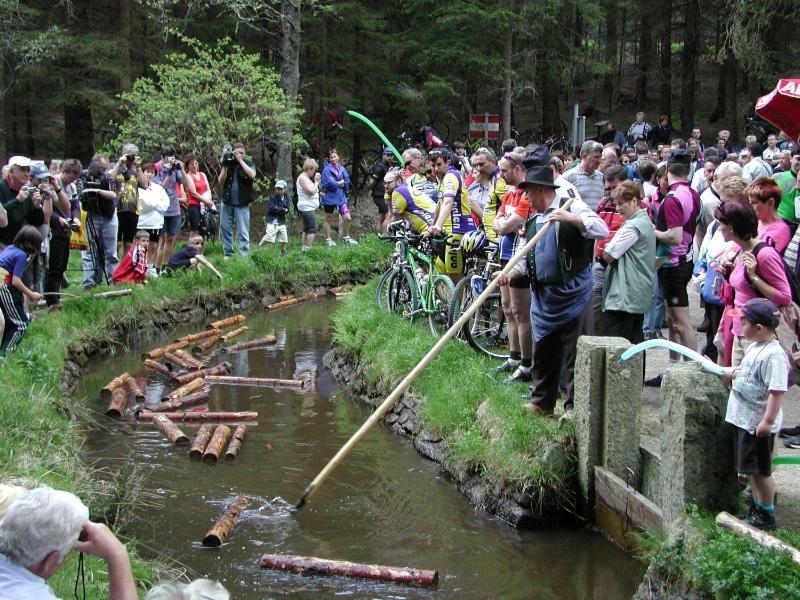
646, 148, 702, 387
518, 165, 608, 416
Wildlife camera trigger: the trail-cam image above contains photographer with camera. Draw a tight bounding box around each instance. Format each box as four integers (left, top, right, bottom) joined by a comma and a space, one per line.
152, 146, 194, 269
108, 143, 148, 257
0, 156, 50, 248
217, 142, 256, 257
44, 159, 83, 308
80, 153, 119, 288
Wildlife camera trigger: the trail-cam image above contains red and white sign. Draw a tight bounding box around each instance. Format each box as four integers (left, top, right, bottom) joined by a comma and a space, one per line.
469, 113, 500, 140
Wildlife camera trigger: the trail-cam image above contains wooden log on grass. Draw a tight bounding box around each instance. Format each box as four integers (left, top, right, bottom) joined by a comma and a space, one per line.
258, 554, 439, 587
143, 359, 175, 378
190, 424, 215, 458
223, 335, 277, 353
209, 314, 246, 330
202, 495, 248, 547
221, 325, 248, 342
224, 425, 247, 460
174, 349, 205, 370
716, 512, 800, 565
161, 377, 205, 401
137, 411, 258, 422
205, 375, 304, 389
193, 333, 220, 355
172, 362, 232, 386
121, 375, 145, 401
142, 339, 192, 360
105, 387, 129, 417
93, 289, 133, 299
164, 352, 194, 372
100, 372, 130, 401
203, 425, 232, 462
148, 391, 210, 413
152, 414, 190, 445
176, 329, 218, 344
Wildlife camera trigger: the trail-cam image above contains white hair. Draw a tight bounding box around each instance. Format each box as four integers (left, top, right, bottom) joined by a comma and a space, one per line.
0, 487, 88, 566
401, 148, 423, 163
580, 141, 603, 158
714, 161, 743, 183
146, 579, 229, 600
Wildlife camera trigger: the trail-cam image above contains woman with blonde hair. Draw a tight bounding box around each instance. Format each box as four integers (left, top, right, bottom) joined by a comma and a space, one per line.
296, 157, 321, 252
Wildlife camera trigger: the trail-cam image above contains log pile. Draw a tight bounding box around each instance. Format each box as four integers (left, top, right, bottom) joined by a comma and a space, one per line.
100, 373, 129, 401
147, 391, 210, 413
190, 424, 215, 458
202, 496, 248, 547
174, 349, 205, 370
161, 377, 205, 401
224, 425, 247, 460
172, 362, 232, 386
144, 359, 175, 378
142, 339, 192, 360
203, 425, 231, 462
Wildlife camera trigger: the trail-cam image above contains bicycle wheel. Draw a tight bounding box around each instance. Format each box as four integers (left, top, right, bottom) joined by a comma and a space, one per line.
387, 267, 420, 320
464, 292, 509, 360
375, 268, 395, 311
448, 269, 475, 327
427, 274, 455, 336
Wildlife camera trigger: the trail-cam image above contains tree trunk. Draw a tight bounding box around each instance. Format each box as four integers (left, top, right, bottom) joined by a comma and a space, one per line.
538, 56, 561, 134
722, 52, 739, 143
635, 11, 651, 105
602, 1, 618, 111
710, 15, 725, 123
500, 32, 513, 140
119, 0, 132, 90
679, 0, 700, 136
64, 104, 94, 163
658, 0, 672, 117
277, 0, 301, 190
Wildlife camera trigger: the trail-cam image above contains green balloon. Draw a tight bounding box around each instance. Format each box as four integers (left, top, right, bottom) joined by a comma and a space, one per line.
346, 110, 403, 164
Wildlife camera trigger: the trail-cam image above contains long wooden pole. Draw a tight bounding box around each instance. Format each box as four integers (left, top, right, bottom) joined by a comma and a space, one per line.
293, 198, 573, 510
716, 512, 800, 565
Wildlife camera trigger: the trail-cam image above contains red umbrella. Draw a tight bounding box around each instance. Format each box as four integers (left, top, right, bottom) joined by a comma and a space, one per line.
755, 79, 800, 142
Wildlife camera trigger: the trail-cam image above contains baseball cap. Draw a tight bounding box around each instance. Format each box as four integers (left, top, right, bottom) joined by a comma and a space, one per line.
383, 146, 393, 154
738, 149, 749, 158
731, 297, 781, 328
275, 179, 287, 189
29, 161, 50, 180
7, 156, 31, 169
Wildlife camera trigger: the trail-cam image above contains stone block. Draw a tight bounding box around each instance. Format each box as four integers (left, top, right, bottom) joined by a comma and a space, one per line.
658, 364, 739, 525
639, 439, 662, 501
603, 340, 642, 484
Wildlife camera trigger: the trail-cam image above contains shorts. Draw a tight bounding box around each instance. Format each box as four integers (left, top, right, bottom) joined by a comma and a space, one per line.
732, 425, 774, 476
372, 195, 388, 215
300, 210, 318, 234
658, 260, 693, 307
323, 203, 350, 217
500, 259, 531, 289
434, 233, 464, 276
142, 228, 161, 243
117, 212, 139, 243
261, 223, 288, 244
163, 214, 182, 237
187, 204, 202, 231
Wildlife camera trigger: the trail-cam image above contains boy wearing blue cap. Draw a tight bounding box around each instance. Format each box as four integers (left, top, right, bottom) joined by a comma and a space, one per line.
707, 297, 788, 530
260, 180, 290, 254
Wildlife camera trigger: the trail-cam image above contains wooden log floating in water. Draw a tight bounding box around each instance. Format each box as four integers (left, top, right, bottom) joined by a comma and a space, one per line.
172, 362, 232, 386
220, 325, 248, 341
223, 335, 277, 353
173, 349, 205, 370
151, 414, 190, 444
189, 424, 215, 458
176, 329, 218, 344
100, 372, 130, 401
161, 377, 205, 401
203, 425, 231, 462
205, 375, 305, 389
224, 425, 247, 460
121, 375, 145, 401
209, 314, 246, 330
192, 333, 220, 355
266, 291, 318, 311
258, 554, 439, 587
326, 285, 351, 296
138, 411, 258, 422
148, 391, 210, 413
142, 339, 193, 360
202, 495, 248, 547
163, 352, 194, 372
143, 359, 175, 378
105, 387, 129, 417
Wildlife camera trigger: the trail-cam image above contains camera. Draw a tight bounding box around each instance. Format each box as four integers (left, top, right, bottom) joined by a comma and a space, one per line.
125, 154, 135, 162
221, 145, 236, 166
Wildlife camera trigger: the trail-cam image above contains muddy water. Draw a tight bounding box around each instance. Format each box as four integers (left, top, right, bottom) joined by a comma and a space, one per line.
78, 299, 644, 599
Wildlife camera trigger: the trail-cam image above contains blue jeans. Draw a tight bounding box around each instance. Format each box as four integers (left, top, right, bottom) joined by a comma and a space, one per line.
642, 274, 666, 333
220, 204, 250, 256
81, 212, 119, 287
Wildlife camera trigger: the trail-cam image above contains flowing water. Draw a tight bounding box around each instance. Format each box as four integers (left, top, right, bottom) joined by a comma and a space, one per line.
79, 299, 644, 599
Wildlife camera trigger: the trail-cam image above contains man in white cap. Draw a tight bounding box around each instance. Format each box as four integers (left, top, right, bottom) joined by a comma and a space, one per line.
260, 179, 291, 254
0, 156, 50, 248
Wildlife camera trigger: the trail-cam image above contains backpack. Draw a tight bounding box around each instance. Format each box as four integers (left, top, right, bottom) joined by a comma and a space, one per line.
700, 222, 725, 306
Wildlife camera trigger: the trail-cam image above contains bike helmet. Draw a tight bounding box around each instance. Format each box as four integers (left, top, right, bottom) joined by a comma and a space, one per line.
460, 229, 487, 254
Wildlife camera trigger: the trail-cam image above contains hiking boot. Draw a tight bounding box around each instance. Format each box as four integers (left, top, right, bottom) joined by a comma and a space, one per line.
783, 436, 800, 449
523, 403, 553, 417
779, 424, 800, 438
495, 359, 520, 373
744, 506, 776, 531
343, 236, 358, 245
644, 374, 663, 387
61, 274, 70, 289
326, 238, 337, 247
503, 367, 532, 384
697, 317, 709, 333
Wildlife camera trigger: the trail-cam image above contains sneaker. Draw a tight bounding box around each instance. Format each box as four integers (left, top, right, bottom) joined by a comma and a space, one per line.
503, 367, 532, 384
643, 331, 655, 341
779, 425, 800, 438
744, 506, 776, 531
343, 236, 359, 245
644, 374, 663, 387
495, 359, 521, 373
783, 436, 800, 449
147, 267, 159, 279
326, 238, 337, 247
523, 403, 553, 417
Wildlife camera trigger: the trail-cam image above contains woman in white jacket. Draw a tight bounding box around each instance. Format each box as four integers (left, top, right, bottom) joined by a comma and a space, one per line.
137, 163, 170, 274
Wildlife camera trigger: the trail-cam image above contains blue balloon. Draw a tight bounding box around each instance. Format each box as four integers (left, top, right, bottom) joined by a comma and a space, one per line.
619, 339, 728, 376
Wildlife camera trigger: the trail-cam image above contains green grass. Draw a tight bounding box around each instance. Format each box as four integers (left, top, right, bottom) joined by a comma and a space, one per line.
331, 281, 575, 505
0, 235, 390, 598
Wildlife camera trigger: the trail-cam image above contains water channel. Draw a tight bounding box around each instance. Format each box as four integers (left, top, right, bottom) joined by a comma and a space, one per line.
78, 299, 645, 599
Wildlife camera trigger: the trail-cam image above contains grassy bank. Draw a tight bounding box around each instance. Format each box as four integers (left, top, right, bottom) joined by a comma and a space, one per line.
0, 237, 389, 598
330, 281, 575, 508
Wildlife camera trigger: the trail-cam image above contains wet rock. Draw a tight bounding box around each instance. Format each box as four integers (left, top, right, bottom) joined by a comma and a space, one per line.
414, 430, 444, 463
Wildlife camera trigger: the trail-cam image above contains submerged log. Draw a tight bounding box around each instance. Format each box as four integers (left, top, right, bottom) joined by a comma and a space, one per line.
105, 387, 129, 417
142, 339, 192, 360
148, 391, 210, 413
258, 554, 439, 587
221, 326, 248, 342
138, 411, 258, 422
172, 362, 232, 386
202, 495, 248, 547
203, 425, 232, 462
143, 359, 175, 378
121, 375, 145, 401
174, 349, 205, 370
205, 376, 304, 389
162, 377, 205, 401
716, 512, 800, 565
190, 424, 215, 458
326, 285, 351, 296
223, 335, 277, 353
177, 329, 218, 344
224, 425, 248, 460
209, 314, 246, 330
100, 373, 130, 401
164, 352, 194, 372
193, 333, 220, 355
152, 414, 190, 445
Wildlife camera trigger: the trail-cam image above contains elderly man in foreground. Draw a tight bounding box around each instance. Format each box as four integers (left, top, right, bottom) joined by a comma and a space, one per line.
0, 486, 136, 599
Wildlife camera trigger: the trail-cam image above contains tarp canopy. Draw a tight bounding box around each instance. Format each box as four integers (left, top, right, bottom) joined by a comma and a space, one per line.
755, 79, 800, 142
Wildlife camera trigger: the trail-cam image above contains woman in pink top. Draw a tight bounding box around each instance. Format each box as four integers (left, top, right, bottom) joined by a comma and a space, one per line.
716, 197, 791, 366
748, 176, 791, 254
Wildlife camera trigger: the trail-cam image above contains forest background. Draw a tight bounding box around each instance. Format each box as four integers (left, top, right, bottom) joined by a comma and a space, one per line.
2, 0, 799, 188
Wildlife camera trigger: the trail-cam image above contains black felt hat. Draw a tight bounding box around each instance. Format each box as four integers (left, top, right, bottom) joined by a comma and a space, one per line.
518, 165, 559, 189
